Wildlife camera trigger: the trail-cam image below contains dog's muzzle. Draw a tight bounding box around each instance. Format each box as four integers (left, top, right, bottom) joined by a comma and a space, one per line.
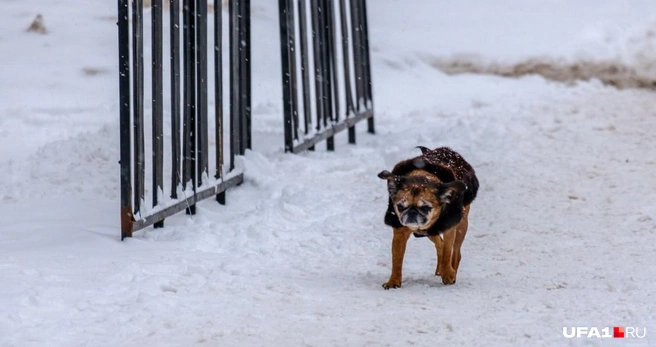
400, 207, 427, 228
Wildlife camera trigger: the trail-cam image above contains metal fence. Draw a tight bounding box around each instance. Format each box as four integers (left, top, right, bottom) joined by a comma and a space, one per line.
118, 0, 373, 239
278, 0, 374, 153
118, 0, 251, 239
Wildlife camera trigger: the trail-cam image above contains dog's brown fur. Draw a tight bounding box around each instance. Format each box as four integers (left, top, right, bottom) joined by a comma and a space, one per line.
378, 147, 478, 289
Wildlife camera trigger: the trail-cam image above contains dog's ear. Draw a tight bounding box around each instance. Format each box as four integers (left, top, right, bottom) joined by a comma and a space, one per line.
416, 146, 430, 154
377, 170, 393, 180
378, 170, 402, 195
435, 181, 466, 204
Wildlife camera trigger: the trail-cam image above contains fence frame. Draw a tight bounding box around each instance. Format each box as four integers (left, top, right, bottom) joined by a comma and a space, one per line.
278, 0, 374, 153
118, 0, 251, 239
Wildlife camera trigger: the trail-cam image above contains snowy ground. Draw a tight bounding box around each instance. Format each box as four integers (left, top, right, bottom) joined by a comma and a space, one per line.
1, 0, 656, 346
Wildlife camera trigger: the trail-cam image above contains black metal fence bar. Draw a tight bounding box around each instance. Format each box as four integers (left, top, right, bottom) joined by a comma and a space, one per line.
230, 0, 251, 160
323, 0, 336, 151
197, 0, 209, 187
182, 0, 193, 201
290, 0, 300, 145
315, 0, 326, 132
241, 0, 252, 151
279, 0, 294, 153
338, 0, 356, 143
184, 0, 198, 215
119, 0, 132, 239
360, 0, 374, 133
214, 0, 225, 204
297, 0, 312, 138
133, 0, 145, 215
349, 0, 362, 111
326, 0, 338, 124
244, 0, 252, 150
310, 0, 322, 134
119, 0, 249, 239
229, 0, 239, 169
279, 0, 374, 154
170, 0, 181, 201
152, 0, 164, 228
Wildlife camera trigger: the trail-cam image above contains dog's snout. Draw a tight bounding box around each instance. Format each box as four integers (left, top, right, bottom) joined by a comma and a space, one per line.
404, 208, 422, 224
406, 207, 419, 216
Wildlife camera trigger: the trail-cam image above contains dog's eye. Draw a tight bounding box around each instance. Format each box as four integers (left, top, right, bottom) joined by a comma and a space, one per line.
396, 204, 408, 212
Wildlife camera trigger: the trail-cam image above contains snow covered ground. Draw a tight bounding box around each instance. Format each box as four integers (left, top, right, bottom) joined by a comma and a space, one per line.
1, 0, 656, 346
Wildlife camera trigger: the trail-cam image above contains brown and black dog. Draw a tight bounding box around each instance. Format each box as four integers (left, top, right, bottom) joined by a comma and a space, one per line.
378, 147, 479, 289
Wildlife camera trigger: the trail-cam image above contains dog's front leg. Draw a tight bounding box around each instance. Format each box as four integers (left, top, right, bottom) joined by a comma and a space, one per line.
382, 227, 412, 289
438, 228, 457, 285
428, 235, 443, 276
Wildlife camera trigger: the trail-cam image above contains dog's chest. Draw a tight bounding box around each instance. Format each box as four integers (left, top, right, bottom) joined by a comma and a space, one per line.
412, 229, 444, 238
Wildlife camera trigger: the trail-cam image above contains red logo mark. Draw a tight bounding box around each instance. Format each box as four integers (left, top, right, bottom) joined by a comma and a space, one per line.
614, 327, 625, 338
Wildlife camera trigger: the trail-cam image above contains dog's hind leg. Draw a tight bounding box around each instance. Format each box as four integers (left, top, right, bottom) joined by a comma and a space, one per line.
452, 205, 470, 273
428, 235, 443, 276
382, 227, 412, 289
437, 227, 457, 285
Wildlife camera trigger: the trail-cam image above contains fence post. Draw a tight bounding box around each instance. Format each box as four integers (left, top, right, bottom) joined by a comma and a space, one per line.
119, 0, 133, 240
297, 0, 312, 141
170, 0, 181, 201
278, 0, 297, 153
322, 0, 336, 151
228, 0, 251, 163
229, 0, 240, 167
152, 0, 164, 228
132, 0, 145, 218
197, 0, 209, 187
360, 0, 375, 134
339, 0, 356, 144
214, 0, 226, 204
310, 0, 323, 137
244, 0, 252, 151
183, 0, 197, 215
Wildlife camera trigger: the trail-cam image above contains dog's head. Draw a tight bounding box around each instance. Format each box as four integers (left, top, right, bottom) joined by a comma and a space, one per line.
378, 170, 465, 231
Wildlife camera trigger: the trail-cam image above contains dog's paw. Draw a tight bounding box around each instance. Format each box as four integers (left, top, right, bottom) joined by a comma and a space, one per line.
441, 275, 456, 285
440, 267, 457, 285
440, 272, 456, 285
382, 280, 402, 290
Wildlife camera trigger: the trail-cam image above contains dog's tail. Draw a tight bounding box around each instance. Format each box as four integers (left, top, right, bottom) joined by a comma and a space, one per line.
416, 146, 430, 154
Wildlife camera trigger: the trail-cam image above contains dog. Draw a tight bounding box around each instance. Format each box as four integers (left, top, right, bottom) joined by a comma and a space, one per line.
378, 146, 479, 289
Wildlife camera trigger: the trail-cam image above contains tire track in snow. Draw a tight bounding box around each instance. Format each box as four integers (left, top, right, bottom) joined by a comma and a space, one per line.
425, 55, 656, 90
